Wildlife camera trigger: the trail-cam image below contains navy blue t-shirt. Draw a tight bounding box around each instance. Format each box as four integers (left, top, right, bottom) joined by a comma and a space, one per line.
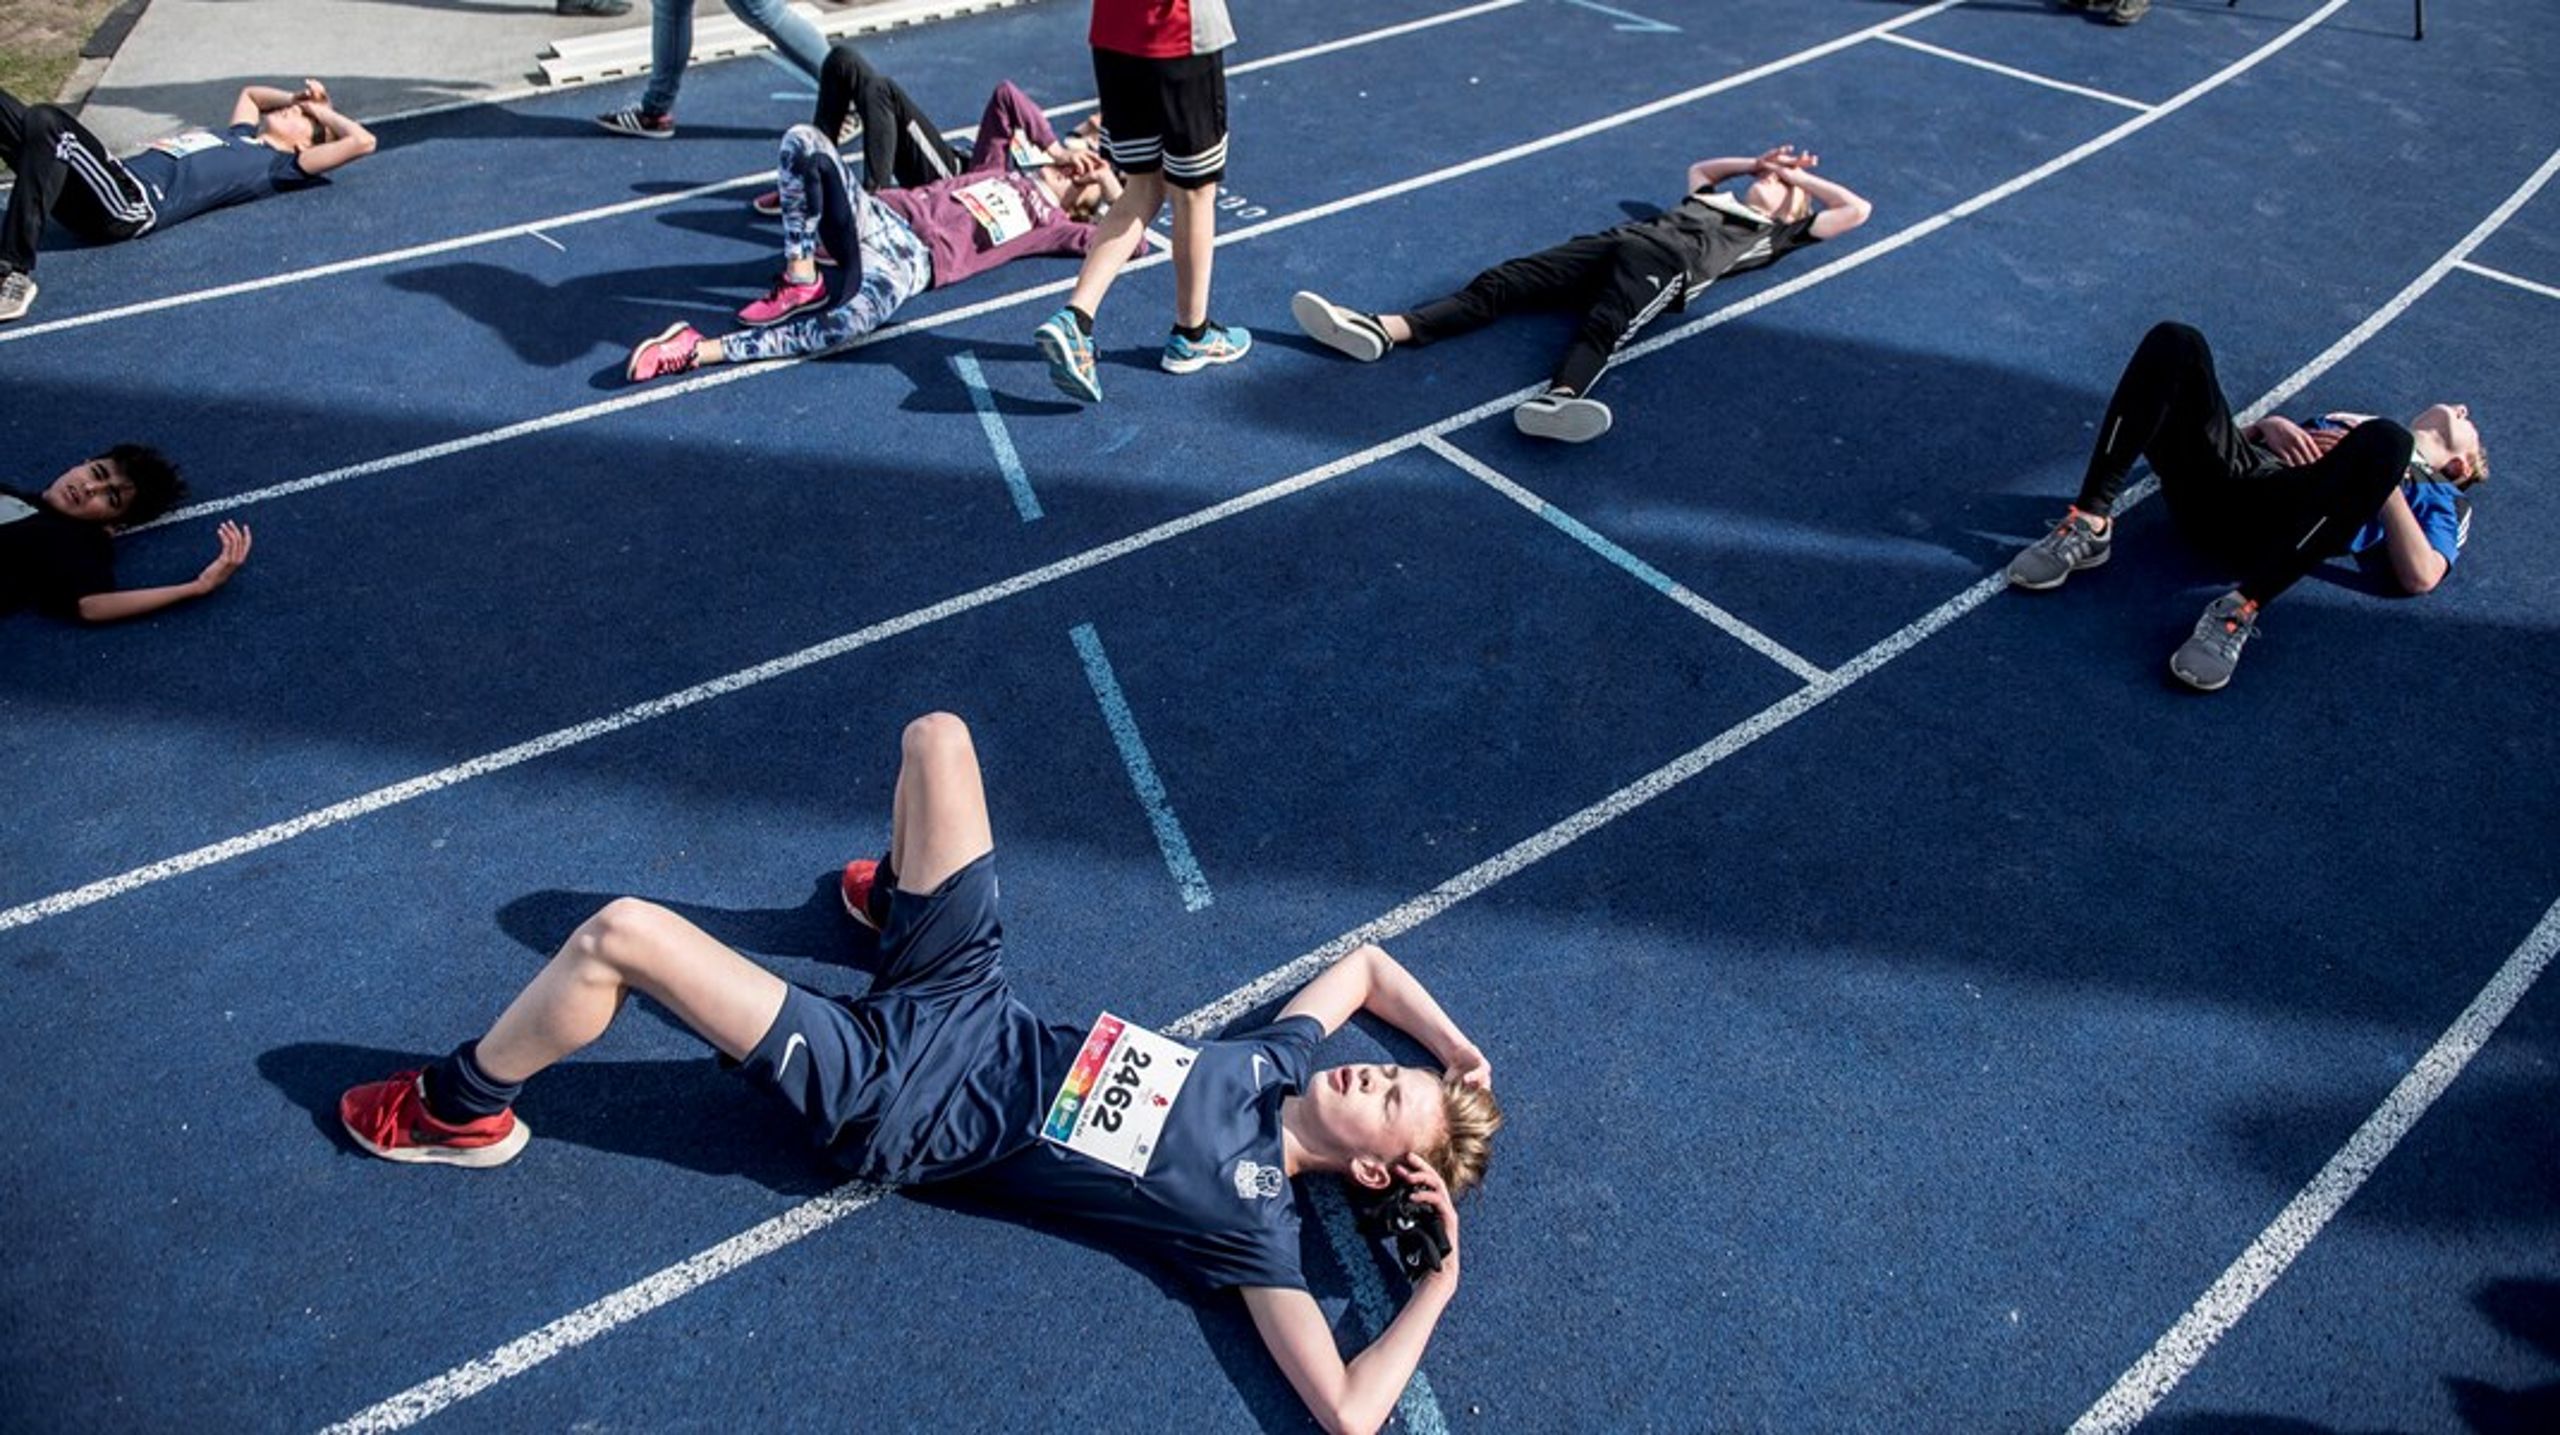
0, 489, 114, 616
946, 1012, 1325, 1292
122, 124, 322, 228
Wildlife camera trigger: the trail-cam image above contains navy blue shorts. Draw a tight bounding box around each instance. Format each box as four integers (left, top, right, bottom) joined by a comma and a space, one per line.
734, 853, 1017, 1177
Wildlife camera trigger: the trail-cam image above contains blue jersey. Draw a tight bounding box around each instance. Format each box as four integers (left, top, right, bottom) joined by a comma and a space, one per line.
967, 1012, 1320, 1291
739, 857, 1321, 1292
122, 124, 322, 228
2302, 416, 2466, 569
2348, 476, 2463, 567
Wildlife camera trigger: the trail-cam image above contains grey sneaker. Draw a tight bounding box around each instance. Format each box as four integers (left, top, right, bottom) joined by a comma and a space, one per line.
1514, 388, 1613, 443
2170, 593, 2257, 692
2006, 511, 2111, 590
2104, 0, 2151, 23
0, 270, 36, 323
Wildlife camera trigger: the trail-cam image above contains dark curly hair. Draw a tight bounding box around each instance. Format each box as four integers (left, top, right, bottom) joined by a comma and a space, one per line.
100, 444, 184, 524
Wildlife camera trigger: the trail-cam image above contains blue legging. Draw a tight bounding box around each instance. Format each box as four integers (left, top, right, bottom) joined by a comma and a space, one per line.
721, 126, 933, 362
642, 0, 830, 115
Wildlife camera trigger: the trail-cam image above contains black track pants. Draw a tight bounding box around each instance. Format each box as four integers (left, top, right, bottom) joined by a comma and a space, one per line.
2078, 321, 2416, 606
1404, 225, 1690, 397
814, 44, 961, 193
1, 88, 151, 275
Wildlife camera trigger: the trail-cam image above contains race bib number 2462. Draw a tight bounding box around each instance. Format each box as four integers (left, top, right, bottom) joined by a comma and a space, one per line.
1040, 1013, 1195, 1177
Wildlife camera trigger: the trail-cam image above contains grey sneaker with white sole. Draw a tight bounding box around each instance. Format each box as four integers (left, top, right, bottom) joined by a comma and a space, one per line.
2170, 592, 2257, 692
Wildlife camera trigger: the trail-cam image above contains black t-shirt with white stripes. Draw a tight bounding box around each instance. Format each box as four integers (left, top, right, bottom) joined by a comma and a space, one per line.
1645, 189, 1823, 303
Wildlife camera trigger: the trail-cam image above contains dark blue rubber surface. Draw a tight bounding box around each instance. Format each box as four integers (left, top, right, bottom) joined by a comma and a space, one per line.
3, 0, 2556, 1429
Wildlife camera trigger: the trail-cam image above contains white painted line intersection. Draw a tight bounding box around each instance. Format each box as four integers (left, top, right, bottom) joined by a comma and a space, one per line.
1877, 31, 2155, 112
2454, 257, 2560, 303
1420, 435, 1830, 684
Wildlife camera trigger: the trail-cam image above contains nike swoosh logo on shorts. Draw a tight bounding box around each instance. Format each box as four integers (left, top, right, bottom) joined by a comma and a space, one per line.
1251, 1054, 1269, 1084
777, 1033, 807, 1079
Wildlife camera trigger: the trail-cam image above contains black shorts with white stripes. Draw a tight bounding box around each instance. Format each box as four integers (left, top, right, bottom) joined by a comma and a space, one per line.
1091, 48, 1227, 190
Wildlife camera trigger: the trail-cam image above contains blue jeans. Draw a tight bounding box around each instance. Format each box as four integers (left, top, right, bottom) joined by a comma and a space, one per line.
643, 0, 830, 114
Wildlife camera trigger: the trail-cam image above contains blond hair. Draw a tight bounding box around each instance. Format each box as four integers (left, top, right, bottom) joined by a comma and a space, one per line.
1420, 1078, 1504, 1198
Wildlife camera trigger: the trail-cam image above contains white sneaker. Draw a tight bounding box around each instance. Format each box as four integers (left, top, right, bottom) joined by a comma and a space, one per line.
1291, 290, 1391, 362
1513, 389, 1612, 443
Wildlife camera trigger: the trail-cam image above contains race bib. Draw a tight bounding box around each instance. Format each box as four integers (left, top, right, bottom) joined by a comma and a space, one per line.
147, 130, 228, 159
1006, 131, 1049, 172
954, 177, 1035, 246
1041, 1013, 1196, 1178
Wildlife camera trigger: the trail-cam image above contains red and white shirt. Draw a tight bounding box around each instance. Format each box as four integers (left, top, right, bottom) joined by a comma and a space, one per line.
1091, 0, 1234, 58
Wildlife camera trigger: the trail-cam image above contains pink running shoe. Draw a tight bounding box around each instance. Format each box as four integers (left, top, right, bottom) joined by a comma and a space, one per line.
339, 1070, 530, 1168
841, 858, 883, 932
739, 275, 828, 326
626, 322, 703, 382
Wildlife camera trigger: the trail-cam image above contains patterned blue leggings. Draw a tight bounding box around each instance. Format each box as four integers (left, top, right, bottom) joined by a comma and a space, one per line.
723, 125, 933, 363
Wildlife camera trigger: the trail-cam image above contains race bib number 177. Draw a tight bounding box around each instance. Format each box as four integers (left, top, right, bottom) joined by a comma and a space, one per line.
1041, 1013, 1196, 1178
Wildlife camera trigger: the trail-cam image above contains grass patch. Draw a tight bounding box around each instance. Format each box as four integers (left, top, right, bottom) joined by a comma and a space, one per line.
0, 0, 127, 105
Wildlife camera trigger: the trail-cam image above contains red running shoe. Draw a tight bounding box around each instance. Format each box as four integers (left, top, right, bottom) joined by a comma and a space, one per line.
750, 189, 782, 216
339, 1070, 530, 1168
841, 858, 883, 932
739, 275, 828, 326
626, 321, 703, 382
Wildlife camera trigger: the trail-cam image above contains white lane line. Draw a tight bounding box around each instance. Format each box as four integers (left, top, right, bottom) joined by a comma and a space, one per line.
17, 0, 2356, 925
949, 349, 1041, 521
130, 0, 1973, 534
2454, 257, 2560, 302
0, 0, 1530, 348
1419, 434, 1830, 684
2069, 893, 2560, 1435
2240, 148, 2560, 427
1877, 31, 2154, 112
322, 100, 2542, 1435
1228, 0, 1526, 79
2067, 144, 2560, 1434
0, 426, 1416, 936
1070, 622, 1214, 911
1611, 0, 2356, 381
316, 1184, 895, 1435
0, 172, 761, 346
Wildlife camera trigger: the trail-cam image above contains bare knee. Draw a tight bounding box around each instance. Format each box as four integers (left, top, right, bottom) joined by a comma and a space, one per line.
571, 897, 675, 972
902, 711, 975, 766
